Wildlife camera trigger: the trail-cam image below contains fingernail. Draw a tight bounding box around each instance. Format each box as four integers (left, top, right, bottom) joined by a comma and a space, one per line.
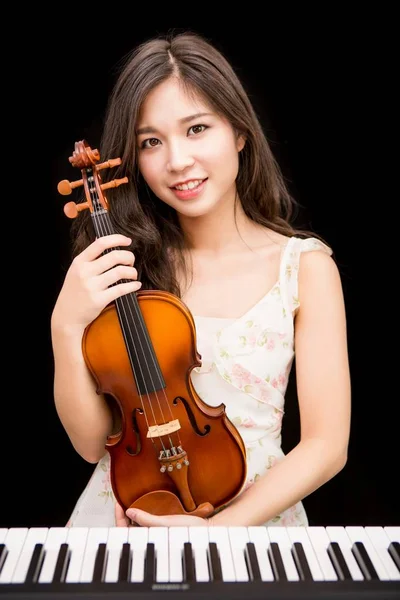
126, 509, 136, 519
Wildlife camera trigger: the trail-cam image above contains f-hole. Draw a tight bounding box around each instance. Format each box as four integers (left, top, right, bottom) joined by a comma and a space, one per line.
126, 408, 143, 456
173, 396, 210, 436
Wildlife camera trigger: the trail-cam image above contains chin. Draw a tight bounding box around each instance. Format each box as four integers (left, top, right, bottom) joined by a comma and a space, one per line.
176, 200, 220, 218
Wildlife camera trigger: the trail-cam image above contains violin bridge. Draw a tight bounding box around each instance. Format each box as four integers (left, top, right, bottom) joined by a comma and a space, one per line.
147, 419, 181, 438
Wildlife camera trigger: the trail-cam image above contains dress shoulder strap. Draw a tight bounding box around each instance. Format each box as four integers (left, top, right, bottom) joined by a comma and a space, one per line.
280, 236, 333, 315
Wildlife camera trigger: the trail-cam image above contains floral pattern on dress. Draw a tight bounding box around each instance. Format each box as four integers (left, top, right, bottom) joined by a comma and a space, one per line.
98, 456, 114, 503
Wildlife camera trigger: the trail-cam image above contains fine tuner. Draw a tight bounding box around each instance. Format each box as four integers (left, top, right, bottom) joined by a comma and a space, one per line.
57, 148, 128, 219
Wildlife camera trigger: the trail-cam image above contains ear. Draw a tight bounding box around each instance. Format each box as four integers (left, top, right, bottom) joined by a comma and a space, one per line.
237, 133, 246, 152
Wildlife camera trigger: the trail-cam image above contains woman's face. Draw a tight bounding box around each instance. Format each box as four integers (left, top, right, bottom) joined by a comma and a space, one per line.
136, 77, 245, 219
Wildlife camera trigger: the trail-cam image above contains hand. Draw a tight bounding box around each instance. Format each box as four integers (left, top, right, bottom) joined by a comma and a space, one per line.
52, 234, 142, 331
115, 501, 210, 528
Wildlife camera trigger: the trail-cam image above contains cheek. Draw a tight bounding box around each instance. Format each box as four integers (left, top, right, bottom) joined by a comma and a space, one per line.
206, 143, 240, 182
202, 131, 240, 169
138, 154, 161, 188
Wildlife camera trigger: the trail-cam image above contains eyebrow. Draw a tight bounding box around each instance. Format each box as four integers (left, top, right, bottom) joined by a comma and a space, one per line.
136, 112, 213, 136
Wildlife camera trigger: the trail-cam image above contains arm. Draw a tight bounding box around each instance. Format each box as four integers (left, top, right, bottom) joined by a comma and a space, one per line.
51, 320, 115, 464
51, 234, 141, 464
210, 249, 351, 526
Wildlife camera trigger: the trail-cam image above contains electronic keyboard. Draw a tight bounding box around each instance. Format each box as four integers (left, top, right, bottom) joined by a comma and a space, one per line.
0, 525, 399, 599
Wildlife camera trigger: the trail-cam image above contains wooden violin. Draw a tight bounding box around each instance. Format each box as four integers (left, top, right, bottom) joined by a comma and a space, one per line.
57, 140, 247, 517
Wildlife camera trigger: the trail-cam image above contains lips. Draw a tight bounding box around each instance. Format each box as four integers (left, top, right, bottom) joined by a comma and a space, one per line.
170, 178, 208, 200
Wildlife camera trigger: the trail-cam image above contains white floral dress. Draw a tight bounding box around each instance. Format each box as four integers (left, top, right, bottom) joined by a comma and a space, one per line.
66, 236, 332, 527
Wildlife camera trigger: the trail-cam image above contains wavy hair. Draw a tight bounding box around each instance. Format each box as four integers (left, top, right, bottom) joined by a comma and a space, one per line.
69, 30, 314, 296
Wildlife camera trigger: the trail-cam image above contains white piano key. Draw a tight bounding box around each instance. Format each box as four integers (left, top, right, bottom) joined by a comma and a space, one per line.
346, 526, 390, 580
148, 527, 169, 583
228, 526, 250, 582
64, 527, 89, 583
11, 527, 48, 583
247, 526, 274, 581
168, 526, 189, 582
79, 527, 109, 582
0, 528, 28, 583
129, 527, 148, 582
384, 527, 400, 543
326, 526, 364, 580
38, 527, 69, 583
304, 526, 338, 580
188, 527, 210, 582
267, 527, 299, 581
0, 529, 8, 544
365, 526, 400, 581
208, 526, 236, 581
286, 526, 324, 581
104, 527, 129, 583
2, 524, 399, 588
346, 525, 392, 581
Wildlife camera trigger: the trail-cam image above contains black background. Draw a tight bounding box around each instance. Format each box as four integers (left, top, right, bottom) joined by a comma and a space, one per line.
2, 14, 396, 529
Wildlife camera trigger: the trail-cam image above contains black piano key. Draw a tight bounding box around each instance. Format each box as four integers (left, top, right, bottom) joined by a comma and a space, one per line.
183, 542, 195, 582
25, 543, 45, 583
52, 543, 70, 583
118, 542, 131, 581
0, 543, 8, 576
245, 541, 261, 581
291, 542, 313, 581
327, 541, 353, 580
92, 542, 107, 582
388, 541, 400, 571
144, 542, 156, 583
352, 541, 379, 580
208, 542, 223, 581
268, 542, 287, 581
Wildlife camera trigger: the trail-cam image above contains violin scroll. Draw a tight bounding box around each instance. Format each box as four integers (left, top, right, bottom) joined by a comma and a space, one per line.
56, 140, 128, 218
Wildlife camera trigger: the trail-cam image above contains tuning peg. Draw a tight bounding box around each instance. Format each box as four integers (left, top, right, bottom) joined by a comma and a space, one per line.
58, 176, 128, 197
100, 177, 129, 190
97, 158, 122, 170
57, 179, 83, 195
63, 201, 89, 219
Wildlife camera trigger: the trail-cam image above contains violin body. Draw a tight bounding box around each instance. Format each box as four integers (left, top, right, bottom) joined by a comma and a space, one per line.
83, 290, 247, 516
57, 140, 247, 518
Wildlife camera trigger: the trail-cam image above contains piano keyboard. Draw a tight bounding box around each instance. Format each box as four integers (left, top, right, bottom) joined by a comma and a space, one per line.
0, 525, 398, 599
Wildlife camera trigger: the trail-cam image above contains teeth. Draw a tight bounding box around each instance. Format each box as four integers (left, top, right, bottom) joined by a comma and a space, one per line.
175, 179, 203, 191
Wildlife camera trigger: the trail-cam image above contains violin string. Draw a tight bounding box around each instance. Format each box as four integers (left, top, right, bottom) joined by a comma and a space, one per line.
112, 242, 184, 452
100, 209, 181, 451
91, 200, 165, 455
91, 173, 183, 455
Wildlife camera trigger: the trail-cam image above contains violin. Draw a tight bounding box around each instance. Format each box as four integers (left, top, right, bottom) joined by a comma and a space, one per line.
57, 140, 247, 518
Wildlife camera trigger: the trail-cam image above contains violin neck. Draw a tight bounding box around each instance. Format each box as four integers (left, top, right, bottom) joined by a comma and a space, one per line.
91, 210, 166, 396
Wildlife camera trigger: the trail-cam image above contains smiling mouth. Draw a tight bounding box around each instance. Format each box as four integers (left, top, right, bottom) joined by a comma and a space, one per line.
170, 178, 208, 200
172, 178, 207, 190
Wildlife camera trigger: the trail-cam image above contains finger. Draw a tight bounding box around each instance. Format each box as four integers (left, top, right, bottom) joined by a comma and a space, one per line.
80, 235, 132, 263
100, 265, 138, 289
103, 280, 142, 305
94, 249, 136, 275
115, 502, 130, 527
126, 509, 162, 527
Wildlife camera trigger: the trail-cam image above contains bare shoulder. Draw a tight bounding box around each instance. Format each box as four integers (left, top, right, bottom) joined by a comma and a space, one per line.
298, 245, 342, 292
255, 228, 292, 259
296, 244, 346, 321
261, 228, 292, 249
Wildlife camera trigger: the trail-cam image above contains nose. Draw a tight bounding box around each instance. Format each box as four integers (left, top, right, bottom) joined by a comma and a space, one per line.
166, 140, 195, 173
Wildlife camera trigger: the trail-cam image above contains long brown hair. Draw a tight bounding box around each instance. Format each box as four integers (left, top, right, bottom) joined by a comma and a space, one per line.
70, 30, 314, 296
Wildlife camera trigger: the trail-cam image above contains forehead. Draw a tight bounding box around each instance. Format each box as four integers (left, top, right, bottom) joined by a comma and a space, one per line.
138, 78, 212, 126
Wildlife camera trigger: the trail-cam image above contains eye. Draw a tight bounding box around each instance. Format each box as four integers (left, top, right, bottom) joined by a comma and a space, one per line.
188, 124, 208, 135
140, 137, 160, 149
